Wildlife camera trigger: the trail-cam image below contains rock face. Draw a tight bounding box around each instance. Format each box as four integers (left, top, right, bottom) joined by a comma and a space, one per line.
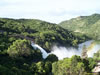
81, 45, 88, 58
93, 62, 100, 72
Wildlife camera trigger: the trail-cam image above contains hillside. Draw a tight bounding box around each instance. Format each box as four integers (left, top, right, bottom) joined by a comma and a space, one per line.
0, 18, 88, 52
59, 13, 100, 40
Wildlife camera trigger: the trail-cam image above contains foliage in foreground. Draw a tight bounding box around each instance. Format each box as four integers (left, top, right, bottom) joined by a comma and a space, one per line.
52, 55, 96, 75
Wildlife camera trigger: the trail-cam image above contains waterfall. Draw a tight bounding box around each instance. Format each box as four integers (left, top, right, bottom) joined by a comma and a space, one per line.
31, 42, 48, 59
50, 40, 94, 60
51, 46, 80, 60
31, 40, 100, 60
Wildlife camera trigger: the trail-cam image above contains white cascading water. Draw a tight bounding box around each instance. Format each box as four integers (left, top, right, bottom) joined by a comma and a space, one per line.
51, 46, 80, 60
31, 42, 48, 59
31, 40, 100, 60
51, 40, 95, 60
51, 41, 93, 60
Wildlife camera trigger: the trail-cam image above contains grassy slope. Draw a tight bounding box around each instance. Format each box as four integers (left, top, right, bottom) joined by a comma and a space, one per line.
59, 13, 100, 40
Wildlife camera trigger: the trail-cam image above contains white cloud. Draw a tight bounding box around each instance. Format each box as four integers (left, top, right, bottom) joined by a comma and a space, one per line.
0, 0, 100, 23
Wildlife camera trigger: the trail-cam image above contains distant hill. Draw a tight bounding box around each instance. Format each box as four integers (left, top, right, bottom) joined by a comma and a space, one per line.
59, 13, 100, 40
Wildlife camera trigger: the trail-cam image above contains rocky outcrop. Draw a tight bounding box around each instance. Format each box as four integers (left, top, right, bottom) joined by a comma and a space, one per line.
93, 62, 100, 73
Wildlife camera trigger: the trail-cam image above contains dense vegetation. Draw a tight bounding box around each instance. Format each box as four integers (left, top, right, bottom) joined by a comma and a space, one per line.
93, 50, 100, 61
0, 39, 57, 75
59, 13, 100, 40
52, 55, 96, 75
0, 18, 89, 52
0, 17, 98, 75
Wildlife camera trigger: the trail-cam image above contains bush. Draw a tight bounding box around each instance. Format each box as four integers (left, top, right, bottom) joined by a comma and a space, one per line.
45, 54, 58, 62
7, 39, 33, 58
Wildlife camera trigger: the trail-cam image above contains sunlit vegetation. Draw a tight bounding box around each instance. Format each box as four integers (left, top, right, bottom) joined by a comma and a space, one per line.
59, 14, 100, 40
52, 55, 96, 75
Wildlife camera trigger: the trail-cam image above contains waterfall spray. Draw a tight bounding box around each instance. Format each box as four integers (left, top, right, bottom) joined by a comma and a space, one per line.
31, 40, 100, 60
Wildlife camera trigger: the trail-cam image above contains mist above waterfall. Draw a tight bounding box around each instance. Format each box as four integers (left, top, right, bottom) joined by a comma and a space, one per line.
50, 40, 93, 60
87, 44, 100, 57
51, 46, 81, 60
31, 40, 100, 60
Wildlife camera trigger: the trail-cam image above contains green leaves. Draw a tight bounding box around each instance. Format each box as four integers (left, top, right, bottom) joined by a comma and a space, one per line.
7, 39, 32, 58
30, 61, 52, 75
45, 54, 58, 63
52, 55, 95, 75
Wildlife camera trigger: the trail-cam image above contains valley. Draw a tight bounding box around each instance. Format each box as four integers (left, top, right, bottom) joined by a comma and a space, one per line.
0, 14, 100, 75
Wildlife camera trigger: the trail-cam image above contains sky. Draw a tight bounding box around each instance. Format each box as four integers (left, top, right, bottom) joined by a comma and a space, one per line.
0, 0, 100, 23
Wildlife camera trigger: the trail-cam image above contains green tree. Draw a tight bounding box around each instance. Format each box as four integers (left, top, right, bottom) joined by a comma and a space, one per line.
45, 54, 58, 63
7, 39, 33, 58
72, 39, 78, 46
52, 55, 91, 75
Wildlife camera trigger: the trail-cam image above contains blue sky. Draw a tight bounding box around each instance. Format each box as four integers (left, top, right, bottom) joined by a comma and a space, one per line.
0, 0, 100, 23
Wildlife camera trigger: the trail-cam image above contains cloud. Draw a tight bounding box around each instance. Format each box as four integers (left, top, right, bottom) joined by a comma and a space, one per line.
0, 0, 100, 23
